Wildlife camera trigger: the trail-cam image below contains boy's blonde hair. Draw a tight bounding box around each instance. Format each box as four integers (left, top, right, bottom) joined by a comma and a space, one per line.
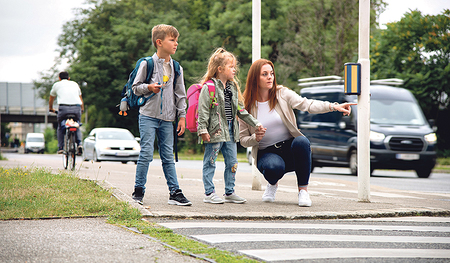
151, 24, 179, 49
201, 47, 243, 101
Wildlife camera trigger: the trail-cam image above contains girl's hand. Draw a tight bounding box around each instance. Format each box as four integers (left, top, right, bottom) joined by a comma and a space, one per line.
334, 103, 357, 116
255, 125, 267, 142
148, 82, 163, 93
201, 133, 211, 142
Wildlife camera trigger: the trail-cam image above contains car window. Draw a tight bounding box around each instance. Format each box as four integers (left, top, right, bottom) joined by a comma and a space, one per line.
97, 130, 135, 140
370, 99, 426, 125
27, 137, 44, 142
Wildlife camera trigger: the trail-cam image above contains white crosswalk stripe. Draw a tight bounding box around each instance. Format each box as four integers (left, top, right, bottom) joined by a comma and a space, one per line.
159, 217, 450, 262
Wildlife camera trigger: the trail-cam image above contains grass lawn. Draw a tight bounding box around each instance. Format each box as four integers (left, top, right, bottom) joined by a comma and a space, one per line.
0, 166, 258, 263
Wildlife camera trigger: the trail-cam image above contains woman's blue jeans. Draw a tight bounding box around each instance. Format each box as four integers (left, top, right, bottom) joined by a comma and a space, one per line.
134, 115, 179, 194
202, 121, 238, 195
257, 136, 311, 186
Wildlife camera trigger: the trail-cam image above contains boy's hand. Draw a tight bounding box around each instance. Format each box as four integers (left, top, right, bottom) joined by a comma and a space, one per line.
201, 133, 210, 142
177, 117, 186, 136
148, 82, 163, 93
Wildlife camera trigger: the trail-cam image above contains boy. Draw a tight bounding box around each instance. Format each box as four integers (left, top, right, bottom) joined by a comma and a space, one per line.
131, 24, 191, 206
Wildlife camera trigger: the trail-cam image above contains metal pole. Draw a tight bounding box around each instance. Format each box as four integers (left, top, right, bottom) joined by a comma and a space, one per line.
357, 0, 371, 202
251, 0, 263, 190
252, 0, 261, 63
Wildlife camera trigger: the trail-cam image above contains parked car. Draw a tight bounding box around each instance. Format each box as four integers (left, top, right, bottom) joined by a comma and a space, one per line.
25, 133, 45, 154
296, 77, 437, 178
82, 128, 140, 164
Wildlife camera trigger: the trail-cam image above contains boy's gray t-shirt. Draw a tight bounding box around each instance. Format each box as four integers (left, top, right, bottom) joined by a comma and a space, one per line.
131, 53, 186, 122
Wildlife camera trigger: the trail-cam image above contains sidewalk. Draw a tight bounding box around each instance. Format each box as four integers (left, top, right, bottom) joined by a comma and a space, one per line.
1, 153, 449, 219
1, 153, 449, 262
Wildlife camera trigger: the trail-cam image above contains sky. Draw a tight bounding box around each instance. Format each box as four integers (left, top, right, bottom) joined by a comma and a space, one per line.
0, 0, 449, 83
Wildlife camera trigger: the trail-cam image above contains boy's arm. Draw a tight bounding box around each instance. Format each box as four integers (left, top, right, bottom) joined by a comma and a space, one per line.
132, 61, 162, 96
173, 66, 187, 119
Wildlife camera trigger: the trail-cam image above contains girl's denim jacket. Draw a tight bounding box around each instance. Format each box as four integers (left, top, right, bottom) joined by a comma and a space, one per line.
197, 78, 260, 143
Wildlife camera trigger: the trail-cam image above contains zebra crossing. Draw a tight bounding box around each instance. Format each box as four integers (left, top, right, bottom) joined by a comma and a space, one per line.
159, 217, 450, 262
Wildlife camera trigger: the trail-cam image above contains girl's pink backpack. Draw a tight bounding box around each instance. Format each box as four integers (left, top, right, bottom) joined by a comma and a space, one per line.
186, 80, 216, 133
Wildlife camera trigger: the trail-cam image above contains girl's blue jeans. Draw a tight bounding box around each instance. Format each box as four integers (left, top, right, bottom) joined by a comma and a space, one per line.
257, 136, 311, 187
202, 121, 238, 196
134, 115, 179, 194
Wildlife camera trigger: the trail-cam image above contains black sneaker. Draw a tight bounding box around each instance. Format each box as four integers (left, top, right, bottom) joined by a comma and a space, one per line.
77, 145, 83, 156
132, 187, 144, 205
168, 189, 192, 206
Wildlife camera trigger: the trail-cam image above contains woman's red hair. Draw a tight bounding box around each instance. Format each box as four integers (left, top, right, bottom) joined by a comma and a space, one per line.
243, 59, 278, 112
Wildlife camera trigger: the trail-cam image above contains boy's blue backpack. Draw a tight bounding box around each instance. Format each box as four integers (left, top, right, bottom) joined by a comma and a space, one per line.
118, 56, 180, 116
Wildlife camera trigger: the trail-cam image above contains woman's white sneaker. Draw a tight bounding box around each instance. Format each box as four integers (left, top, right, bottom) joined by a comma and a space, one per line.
298, 189, 312, 207
203, 192, 224, 204
262, 184, 278, 202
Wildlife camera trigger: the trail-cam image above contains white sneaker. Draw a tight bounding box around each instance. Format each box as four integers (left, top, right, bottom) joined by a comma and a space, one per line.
224, 193, 247, 204
298, 189, 312, 207
262, 184, 278, 202
203, 192, 224, 204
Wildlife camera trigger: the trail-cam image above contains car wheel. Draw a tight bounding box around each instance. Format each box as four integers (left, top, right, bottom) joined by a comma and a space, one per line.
93, 149, 100, 162
121, 161, 127, 164
134, 161, 138, 165
415, 166, 432, 178
349, 150, 357, 175
310, 159, 315, 173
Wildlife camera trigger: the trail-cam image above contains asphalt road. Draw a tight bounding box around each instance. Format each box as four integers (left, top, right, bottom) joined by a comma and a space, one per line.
4, 152, 449, 193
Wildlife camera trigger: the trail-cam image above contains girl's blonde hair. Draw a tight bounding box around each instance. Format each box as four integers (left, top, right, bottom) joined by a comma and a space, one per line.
201, 47, 244, 102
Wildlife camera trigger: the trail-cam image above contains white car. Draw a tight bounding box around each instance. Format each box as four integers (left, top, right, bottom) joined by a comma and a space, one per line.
83, 128, 140, 164
25, 133, 45, 154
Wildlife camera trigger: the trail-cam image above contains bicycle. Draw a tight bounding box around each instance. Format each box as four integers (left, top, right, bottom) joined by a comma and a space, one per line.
51, 111, 81, 170
62, 114, 80, 170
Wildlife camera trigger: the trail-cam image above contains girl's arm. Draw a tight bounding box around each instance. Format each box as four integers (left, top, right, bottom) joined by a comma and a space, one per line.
236, 100, 261, 128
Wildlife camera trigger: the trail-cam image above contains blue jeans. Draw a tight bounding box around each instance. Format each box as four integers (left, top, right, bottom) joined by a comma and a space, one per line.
202, 121, 238, 195
57, 105, 82, 150
134, 115, 179, 194
257, 136, 311, 186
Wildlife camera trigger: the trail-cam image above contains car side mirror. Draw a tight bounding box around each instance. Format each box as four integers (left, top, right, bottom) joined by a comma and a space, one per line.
135, 137, 141, 143
428, 119, 437, 132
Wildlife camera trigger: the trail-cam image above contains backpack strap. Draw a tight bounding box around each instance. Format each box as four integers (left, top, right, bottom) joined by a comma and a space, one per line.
144, 57, 154, 83
204, 80, 217, 109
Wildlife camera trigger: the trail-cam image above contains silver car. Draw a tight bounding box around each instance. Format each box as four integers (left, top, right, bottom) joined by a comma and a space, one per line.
83, 128, 140, 164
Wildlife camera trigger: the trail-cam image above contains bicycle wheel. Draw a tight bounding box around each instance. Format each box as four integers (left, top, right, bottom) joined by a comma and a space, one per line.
68, 132, 76, 170
63, 132, 69, 169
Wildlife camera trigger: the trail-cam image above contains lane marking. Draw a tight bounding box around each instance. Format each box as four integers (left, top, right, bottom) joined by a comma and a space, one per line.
191, 233, 450, 244
159, 222, 450, 232
239, 248, 450, 261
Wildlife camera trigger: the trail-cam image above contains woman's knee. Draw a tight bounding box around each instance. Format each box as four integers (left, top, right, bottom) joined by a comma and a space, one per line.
292, 136, 311, 154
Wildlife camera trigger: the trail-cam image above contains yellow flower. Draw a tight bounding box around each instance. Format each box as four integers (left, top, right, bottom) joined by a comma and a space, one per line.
163, 75, 169, 83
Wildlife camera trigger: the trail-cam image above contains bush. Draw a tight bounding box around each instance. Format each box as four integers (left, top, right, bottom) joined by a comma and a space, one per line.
44, 127, 58, 153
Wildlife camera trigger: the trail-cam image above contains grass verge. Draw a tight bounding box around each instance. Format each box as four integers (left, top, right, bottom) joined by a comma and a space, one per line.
0, 166, 258, 263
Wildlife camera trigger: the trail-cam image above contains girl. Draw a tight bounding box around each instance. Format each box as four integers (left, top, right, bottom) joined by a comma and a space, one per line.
197, 48, 264, 204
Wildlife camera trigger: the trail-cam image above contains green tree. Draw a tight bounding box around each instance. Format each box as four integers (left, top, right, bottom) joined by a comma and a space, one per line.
34, 0, 385, 153
371, 9, 450, 155
277, 0, 382, 90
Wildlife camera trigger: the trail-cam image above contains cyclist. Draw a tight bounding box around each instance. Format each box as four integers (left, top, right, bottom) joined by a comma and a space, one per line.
49, 71, 84, 155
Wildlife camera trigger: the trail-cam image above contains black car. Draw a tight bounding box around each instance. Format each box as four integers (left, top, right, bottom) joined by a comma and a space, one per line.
297, 77, 437, 178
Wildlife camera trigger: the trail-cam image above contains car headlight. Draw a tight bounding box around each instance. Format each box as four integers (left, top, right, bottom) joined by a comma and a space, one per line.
369, 131, 385, 143
424, 133, 437, 144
